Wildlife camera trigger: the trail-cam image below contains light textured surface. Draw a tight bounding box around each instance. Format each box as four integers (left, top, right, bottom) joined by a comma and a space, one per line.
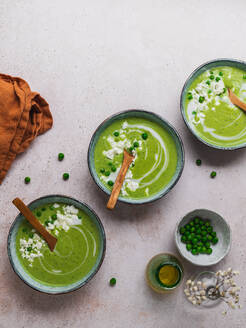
0, 1, 246, 327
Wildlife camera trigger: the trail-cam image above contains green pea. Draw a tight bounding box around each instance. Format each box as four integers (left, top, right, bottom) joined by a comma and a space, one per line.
108, 162, 113, 166
208, 89, 212, 94
190, 227, 195, 233
108, 180, 114, 187
179, 227, 185, 234
45, 220, 50, 226
24, 176, 31, 184
113, 131, 119, 137
27, 247, 32, 252
58, 153, 64, 161
142, 133, 148, 140
184, 231, 190, 237
192, 238, 198, 245
210, 171, 217, 178
207, 226, 213, 233
181, 235, 187, 243
36, 211, 42, 217
77, 215, 82, 220
100, 168, 105, 173
52, 214, 57, 220
186, 244, 192, 251
199, 219, 204, 226
187, 235, 193, 241
41, 207, 46, 211
206, 80, 211, 85
211, 231, 217, 238
212, 237, 219, 244
185, 224, 191, 230
105, 171, 110, 177
201, 230, 207, 236
194, 218, 200, 224
110, 277, 116, 286
201, 236, 207, 243
190, 233, 196, 238
201, 225, 207, 231
111, 166, 117, 172
63, 173, 69, 180
209, 75, 215, 80
22, 228, 27, 233
205, 242, 211, 248
49, 205, 54, 210
201, 246, 207, 253
133, 141, 139, 148
196, 159, 202, 166
207, 235, 213, 241
196, 228, 201, 235
196, 234, 202, 241
187, 94, 193, 100
197, 246, 202, 253
219, 71, 223, 76
215, 77, 220, 82
192, 111, 196, 115
29, 233, 34, 238
223, 87, 226, 93
206, 248, 213, 255
199, 96, 205, 103
191, 249, 198, 255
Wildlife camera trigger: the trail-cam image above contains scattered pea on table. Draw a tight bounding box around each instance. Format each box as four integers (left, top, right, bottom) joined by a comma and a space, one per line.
58, 153, 64, 161
63, 173, 69, 180
196, 159, 202, 166
24, 176, 31, 184
210, 171, 217, 178
109, 277, 116, 286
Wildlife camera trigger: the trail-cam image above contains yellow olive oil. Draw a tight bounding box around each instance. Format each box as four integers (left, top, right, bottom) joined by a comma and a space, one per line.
156, 263, 181, 288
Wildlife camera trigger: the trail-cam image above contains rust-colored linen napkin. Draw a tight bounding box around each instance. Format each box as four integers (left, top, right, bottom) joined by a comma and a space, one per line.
0, 74, 53, 184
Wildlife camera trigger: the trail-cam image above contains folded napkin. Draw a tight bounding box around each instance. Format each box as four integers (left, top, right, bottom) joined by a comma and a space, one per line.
0, 74, 53, 184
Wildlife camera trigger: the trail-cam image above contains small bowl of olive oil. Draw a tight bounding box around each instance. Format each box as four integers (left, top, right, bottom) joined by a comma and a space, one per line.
146, 253, 184, 293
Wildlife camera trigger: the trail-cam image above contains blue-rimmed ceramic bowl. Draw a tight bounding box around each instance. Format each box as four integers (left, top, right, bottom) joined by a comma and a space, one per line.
88, 109, 185, 204
175, 209, 231, 266
180, 58, 246, 150
7, 195, 106, 294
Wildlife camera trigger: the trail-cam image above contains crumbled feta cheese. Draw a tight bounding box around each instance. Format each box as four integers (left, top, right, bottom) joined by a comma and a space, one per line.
19, 233, 45, 264
122, 121, 128, 129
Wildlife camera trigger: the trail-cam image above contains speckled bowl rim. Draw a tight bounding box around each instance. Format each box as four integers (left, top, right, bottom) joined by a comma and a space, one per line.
180, 58, 246, 150
174, 208, 231, 267
87, 109, 185, 205
7, 194, 106, 295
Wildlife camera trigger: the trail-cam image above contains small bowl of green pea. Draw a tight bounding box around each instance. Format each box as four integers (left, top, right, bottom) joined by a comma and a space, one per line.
175, 209, 231, 266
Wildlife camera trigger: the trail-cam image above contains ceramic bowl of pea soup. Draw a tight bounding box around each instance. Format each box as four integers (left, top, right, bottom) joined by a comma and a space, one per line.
181, 58, 246, 150
175, 209, 231, 267
7, 195, 106, 294
88, 110, 185, 204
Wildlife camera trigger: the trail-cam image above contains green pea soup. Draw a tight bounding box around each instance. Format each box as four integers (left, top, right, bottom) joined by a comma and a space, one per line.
94, 116, 179, 199
185, 66, 246, 148
16, 203, 102, 287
